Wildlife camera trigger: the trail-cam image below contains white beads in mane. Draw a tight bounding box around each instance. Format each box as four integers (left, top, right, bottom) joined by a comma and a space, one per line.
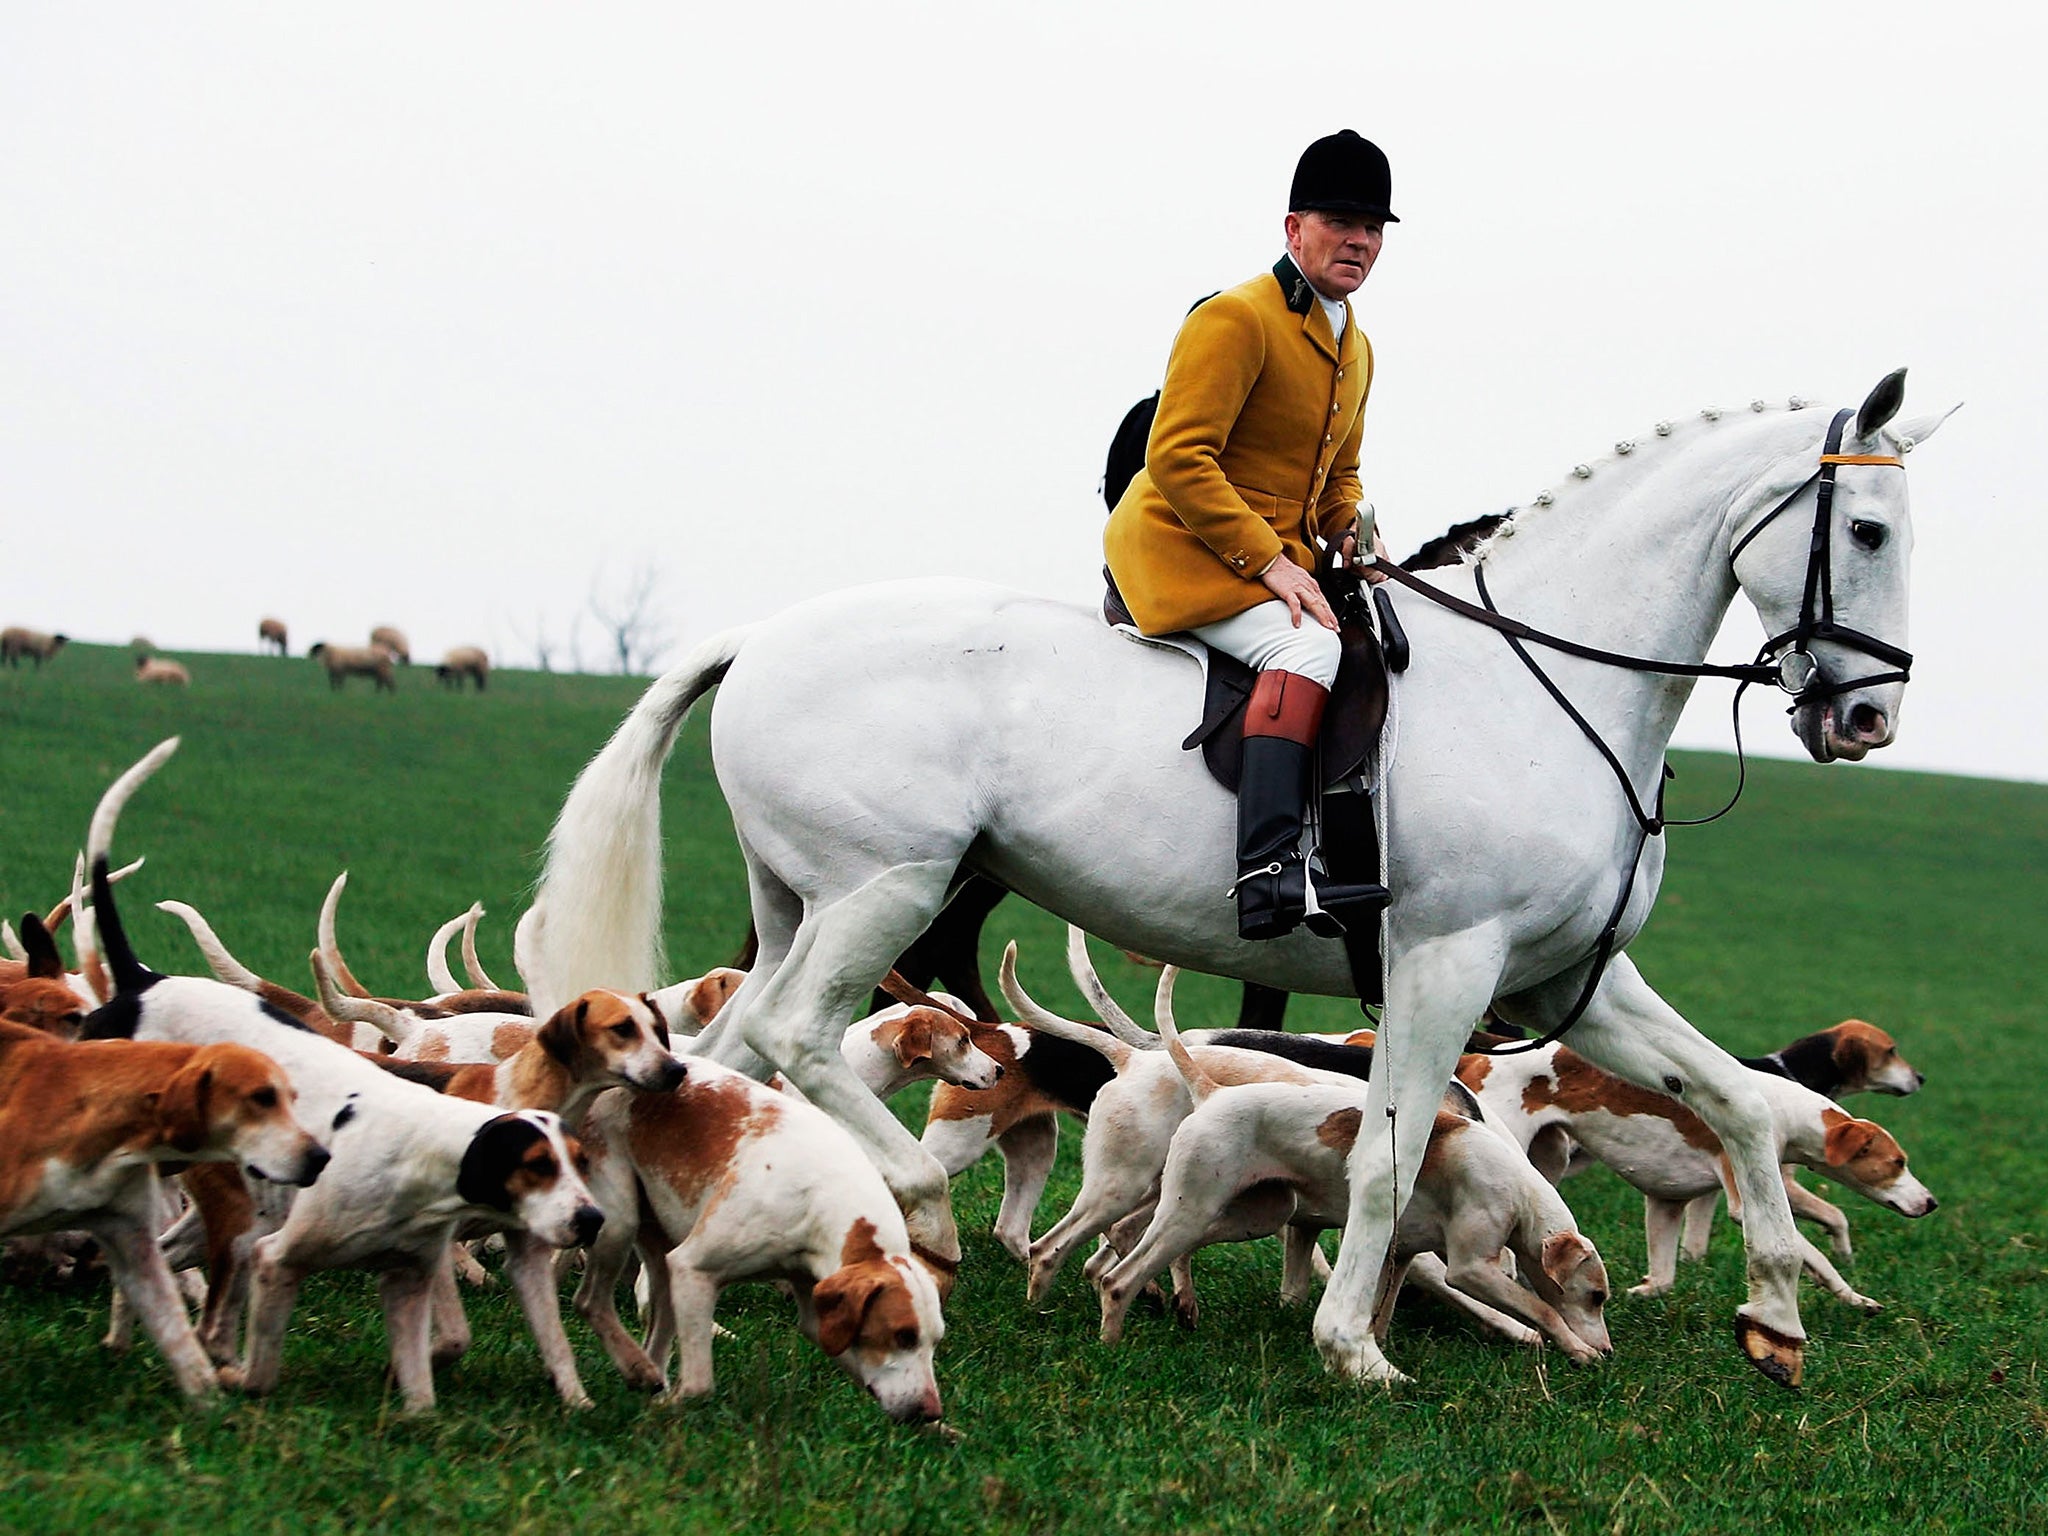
1467, 394, 1817, 564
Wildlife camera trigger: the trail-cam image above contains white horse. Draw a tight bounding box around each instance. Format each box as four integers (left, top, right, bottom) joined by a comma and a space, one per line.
532, 375, 1949, 1387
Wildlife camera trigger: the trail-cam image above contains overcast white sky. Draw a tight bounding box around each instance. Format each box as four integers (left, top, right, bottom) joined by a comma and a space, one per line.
3, 3, 2043, 781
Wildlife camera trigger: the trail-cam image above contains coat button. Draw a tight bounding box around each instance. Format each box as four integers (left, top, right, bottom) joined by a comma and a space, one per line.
1331, 404, 1340, 414
1324, 433, 1333, 443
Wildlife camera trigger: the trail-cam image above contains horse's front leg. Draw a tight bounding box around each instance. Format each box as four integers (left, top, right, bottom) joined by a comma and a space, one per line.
715, 860, 964, 1287
1316, 929, 1502, 1384
1559, 954, 1806, 1387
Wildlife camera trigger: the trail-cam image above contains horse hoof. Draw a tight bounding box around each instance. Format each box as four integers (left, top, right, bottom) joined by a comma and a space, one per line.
1316, 1330, 1411, 1386
1734, 1313, 1805, 1389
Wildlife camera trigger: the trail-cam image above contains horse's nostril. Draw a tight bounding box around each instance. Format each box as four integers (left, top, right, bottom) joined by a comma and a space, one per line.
1849, 703, 1886, 740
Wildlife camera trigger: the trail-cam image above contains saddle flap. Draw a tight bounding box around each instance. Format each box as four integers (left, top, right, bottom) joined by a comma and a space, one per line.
1190, 625, 1388, 793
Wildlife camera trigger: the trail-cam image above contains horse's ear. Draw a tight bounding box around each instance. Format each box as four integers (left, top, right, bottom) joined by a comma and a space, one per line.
1855, 368, 1908, 441
1888, 402, 1963, 454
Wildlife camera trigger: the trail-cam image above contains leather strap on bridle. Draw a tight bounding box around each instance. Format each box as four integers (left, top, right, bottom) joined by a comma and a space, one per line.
1368, 410, 1912, 1055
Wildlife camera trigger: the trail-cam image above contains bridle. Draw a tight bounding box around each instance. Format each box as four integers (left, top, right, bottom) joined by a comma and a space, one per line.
1728, 406, 1912, 705
1364, 406, 1911, 1053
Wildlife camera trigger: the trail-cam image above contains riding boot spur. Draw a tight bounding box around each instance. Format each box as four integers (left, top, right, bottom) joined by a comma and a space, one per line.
1233, 669, 1389, 942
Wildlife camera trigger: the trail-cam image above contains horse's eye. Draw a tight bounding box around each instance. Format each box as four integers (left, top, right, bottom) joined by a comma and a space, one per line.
1849, 519, 1888, 551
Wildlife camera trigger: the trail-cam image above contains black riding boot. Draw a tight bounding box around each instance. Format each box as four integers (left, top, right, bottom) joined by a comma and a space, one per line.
1234, 670, 1389, 942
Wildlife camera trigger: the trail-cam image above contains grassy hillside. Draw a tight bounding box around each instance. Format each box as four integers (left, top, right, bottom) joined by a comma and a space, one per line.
1, 643, 2044, 1533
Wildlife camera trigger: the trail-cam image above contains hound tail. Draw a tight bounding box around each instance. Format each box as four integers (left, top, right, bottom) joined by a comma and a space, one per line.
995, 941, 1132, 1071
530, 625, 757, 1017
1153, 967, 1219, 1103
426, 905, 477, 996
85, 738, 178, 1000
1065, 925, 1163, 1050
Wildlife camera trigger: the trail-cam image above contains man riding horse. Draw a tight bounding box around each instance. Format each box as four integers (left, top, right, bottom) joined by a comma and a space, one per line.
1104, 129, 1398, 943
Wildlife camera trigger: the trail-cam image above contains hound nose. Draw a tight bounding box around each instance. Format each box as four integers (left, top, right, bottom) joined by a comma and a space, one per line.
659, 1059, 688, 1091
572, 1205, 606, 1246
299, 1146, 333, 1186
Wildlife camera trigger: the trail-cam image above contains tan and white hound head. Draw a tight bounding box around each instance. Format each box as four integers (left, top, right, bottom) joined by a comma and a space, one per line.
537, 989, 687, 1093
1818, 1108, 1938, 1217
806, 1217, 945, 1424
161, 1042, 332, 1187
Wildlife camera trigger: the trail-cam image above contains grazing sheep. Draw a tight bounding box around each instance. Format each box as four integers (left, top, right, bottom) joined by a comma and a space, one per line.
308, 642, 396, 692
258, 617, 288, 656
135, 656, 191, 687
369, 625, 411, 665
436, 645, 490, 692
1, 628, 67, 669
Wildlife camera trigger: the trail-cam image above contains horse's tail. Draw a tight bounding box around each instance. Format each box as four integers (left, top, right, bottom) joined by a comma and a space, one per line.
530, 625, 756, 1017
995, 942, 1132, 1071
1153, 966, 1217, 1103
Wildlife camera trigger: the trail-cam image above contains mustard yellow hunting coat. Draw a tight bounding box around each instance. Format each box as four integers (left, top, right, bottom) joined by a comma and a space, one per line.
1104, 256, 1373, 634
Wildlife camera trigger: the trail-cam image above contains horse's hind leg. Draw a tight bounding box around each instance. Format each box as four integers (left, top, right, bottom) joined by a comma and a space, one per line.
1561, 954, 1806, 1387
687, 833, 803, 1080
725, 858, 965, 1280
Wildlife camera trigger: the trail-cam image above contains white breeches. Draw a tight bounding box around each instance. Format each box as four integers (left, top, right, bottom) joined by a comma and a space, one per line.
1192, 601, 1342, 687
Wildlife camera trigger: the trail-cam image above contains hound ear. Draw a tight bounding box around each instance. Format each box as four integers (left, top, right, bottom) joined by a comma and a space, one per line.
158, 1063, 215, 1154
537, 997, 587, 1065
811, 1265, 886, 1357
20, 914, 64, 980
1824, 1116, 1878, 1167
639, 994, 672, 1048
1855, 368, 1908, 441
891, 1009, 938, 1067
1540, 1230, 1594, 1288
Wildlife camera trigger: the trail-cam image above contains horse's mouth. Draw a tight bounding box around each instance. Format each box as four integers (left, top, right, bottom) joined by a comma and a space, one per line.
1795, 700, 1893, 763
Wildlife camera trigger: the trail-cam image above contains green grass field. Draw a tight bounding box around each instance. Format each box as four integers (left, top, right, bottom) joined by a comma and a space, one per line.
2, 643, 2044, 1534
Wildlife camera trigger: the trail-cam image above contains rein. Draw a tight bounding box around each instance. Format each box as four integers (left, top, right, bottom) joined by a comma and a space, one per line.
1370, 408, 1909, 1055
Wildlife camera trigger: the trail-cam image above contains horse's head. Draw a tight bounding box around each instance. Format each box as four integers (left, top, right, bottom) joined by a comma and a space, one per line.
1729, 370, 1956, 763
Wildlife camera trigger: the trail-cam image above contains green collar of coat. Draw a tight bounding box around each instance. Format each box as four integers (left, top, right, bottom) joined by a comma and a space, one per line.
1272, 254, 1316, 315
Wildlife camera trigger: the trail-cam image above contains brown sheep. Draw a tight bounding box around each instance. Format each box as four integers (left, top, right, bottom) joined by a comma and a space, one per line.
135, 655, 191, 687
435, 645, 490, 692
369, 625, 411, 665
1, 628, 67, 669
308, 642, 396, 692
258, 617, 289, 656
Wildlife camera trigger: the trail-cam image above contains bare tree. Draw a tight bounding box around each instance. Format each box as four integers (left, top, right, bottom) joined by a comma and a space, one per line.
587, 562, 672, 676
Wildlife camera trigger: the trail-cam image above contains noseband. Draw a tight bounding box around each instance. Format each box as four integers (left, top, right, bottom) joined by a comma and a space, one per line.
1728, 405, 1912, 705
